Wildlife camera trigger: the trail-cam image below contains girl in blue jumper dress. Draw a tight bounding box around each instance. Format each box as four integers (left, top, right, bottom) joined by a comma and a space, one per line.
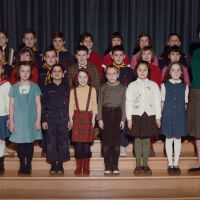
161, 62, 189, 174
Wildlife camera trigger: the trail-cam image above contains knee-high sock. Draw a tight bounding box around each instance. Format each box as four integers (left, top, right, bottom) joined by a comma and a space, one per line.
0, 140, 5, 157
174, 138, 181, 166
142, 138, 150, 167
134, 138, 142, 167
165, 138, 173, 166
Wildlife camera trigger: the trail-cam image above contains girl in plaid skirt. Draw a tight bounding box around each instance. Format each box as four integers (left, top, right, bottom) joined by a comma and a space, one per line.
69, 68, 97, 175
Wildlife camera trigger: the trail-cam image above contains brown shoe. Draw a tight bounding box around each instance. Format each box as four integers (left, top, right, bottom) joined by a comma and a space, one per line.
168, 166, 175, 174
134, 167, 142, 175
174, 166, 181, 174
143, 166, 152, 175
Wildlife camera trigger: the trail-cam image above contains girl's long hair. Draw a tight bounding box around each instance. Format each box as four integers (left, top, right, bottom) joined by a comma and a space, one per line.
73, 68, 91, 88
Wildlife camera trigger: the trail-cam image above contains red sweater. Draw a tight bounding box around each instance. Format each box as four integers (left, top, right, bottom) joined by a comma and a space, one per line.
88, 51, 103, 79
150, 63, 162, 88
10, 65, 38, 85
102, 53, 130, 69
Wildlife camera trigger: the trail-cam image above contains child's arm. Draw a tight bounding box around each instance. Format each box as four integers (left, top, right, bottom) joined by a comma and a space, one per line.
69, 89, 75, 129
97, 87, 104, 129
91, 88, 97, 128
35, 96, 41, 131
9, 97, 15, 133
154, 83, 162, 128
126, 84, 133, 129
185, 85, 189, 110
120, 86, 126, 130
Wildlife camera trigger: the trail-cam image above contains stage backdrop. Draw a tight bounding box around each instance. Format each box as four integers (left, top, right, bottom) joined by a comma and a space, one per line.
0, 0, 199, 57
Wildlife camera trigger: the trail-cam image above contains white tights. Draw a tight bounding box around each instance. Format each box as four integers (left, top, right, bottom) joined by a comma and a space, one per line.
165, 137, 181, 167
0, 139, 5, 157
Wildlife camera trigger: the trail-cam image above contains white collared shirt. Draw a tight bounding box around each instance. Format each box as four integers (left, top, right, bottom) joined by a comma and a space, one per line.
126, 78, 161, 120
161, 79, 189, 103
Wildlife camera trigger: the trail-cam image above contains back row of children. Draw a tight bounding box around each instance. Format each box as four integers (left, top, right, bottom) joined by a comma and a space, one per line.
0, 26, 200, 175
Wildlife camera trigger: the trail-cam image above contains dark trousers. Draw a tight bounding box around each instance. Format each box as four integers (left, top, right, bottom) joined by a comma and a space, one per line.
74, 142, 91, 159
46, 111, 70, 163
17, 143, 34, 170
102, 107, 121, 170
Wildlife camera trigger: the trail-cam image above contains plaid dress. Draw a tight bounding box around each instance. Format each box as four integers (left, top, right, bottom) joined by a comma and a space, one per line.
72, 86, 95, 142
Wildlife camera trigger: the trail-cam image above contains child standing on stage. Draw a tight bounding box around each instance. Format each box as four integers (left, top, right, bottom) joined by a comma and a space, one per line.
69, 68, 97, 175
126, 61, 161, 175
9, 61, 42, 174
162, 62, 188, 174
98, 65, 126, 175
0, 63, 11, 174
42, 64, 70, 174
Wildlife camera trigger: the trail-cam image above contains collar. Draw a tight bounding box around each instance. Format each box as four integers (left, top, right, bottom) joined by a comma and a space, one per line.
42, 63, 52, 69
136, 78, 149, 83
56, 47, 67, 54
107, 81, 120, 86
169, 79, 182, 84
113, 62, 126, 68
78, 63, 87, 69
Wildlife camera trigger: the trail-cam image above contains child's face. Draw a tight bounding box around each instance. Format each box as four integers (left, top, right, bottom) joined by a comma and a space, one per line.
19, 65, 31, 81
106, 67, 119, 84
141, 50, 152, 63
0, 51, 4, 60
169, 64, 182, 81
78, 71, 88, 87
23, 33, 37, 48
44, 51, 57, 66
20, 52, 31, 62
81, 37, 93, 50
53, 37, 65, 50
139, 36, 149, 49
75, 50, 89, 66
111, 37, 122, 47
0, 33, 8, 47
137, 63, 148, 80
51, 66, 64, 81
111, 50, 125, 65
168, 52, 181, 62
168, 35, 181, 47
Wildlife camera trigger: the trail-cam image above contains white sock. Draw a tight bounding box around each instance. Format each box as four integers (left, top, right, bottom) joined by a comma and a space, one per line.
0, 139, 5, 157
165, 137, 173, 166
174, 138, 181, 166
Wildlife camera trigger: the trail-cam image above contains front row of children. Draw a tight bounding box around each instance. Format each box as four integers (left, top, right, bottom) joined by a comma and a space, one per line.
0, 56, 189, 176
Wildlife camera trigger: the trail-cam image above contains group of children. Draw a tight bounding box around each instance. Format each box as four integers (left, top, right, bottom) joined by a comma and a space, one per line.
0, 26, 200, 176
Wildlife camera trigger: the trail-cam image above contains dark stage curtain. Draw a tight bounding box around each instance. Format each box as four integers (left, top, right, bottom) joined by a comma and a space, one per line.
0, 0, 199, 57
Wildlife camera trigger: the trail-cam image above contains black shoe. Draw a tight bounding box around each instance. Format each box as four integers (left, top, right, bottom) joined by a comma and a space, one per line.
49, 164, 57, 174
18, 168, 26, 174
134, 166, 142, 175
188, 167, 200, 172
168, 166, 175, 174
143, 166, 152, 175
149, 147, 155, 157
57, 166, 64, 174
174, 166, 181, 174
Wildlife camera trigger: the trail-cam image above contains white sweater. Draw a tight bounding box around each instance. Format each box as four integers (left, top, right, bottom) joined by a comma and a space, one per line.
126, 78, 161, 120
0, 81, 11, 116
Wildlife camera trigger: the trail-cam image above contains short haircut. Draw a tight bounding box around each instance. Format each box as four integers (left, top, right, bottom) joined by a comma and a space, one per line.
79, 32, 93, 43
50, 63, 65, 74
136, 33, 152, 49
111, 45, 125, 54
44, 48, 57, 56
75, 45, 88, 54
137, 46, 155, 63
16, 61, 33, 80
105, 65, 120, 75
52, 32, 65, 41
168, 33, 181, 42
23, 29, 36, 38
134, 61, 151, 79
108, 32, 123, 48
74, 68, 91, 87
0, 29, 8, 38
167, 45, 182, 55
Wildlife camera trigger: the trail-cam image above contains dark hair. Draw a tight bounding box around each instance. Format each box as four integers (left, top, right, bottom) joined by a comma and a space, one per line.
0, 29, 8, 38
137, 46, 155, 63
105, 65, 120, 75
74, 68, 91, 87
16, 47, 36, 66
167, 45, 182, 55
111, 45, 125, 54
75, 45, 88, 54
50, 63, 65, 74
163, 61, 184, 83
134, 61, 151, 79
23, 29, 36, 38
52, 32, 65, 41
44, 48, 57, 56
136, 33, 152, 49
79, 32, 93, 43
168, 33, 181, 42
16, 61, 33, 80
196, 23, 200, 37
0, 46, 3, 52
108, 32, 123, 48
0, 62, 6, 80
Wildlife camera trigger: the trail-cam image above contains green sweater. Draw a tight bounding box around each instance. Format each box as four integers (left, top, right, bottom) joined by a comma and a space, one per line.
190, 48, 200, 89
97, 82, 126, 121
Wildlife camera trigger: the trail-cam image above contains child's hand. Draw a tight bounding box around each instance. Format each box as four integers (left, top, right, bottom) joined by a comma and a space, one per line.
68, 121, 72, 130
185, 104, 188, 110
127, 120, 132, 130
35, 120, 41, 131
69, 119, 73, 130
120, 121, 125, 130
42, 122, 48, 130
98, 120, 104, 129
156, 119, 161, 128
7, 119, 10, 129
92, 118, 95, 128
9, 120, 15, 133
